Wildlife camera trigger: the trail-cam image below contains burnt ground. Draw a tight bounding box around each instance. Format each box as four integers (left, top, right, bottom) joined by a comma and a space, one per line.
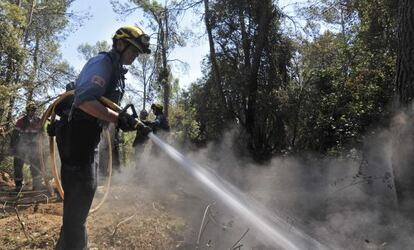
0, 155, 273, 250
0, 173, 268, 250
0, 180, 194, 250
2, 149, 410, 250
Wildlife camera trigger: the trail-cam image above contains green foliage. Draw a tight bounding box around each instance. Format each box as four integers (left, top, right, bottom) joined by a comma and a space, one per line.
0, 1, 27, 92
280, 0, 397, 153
170, 0, 397, 159
119, 130, 137, 167
0, 0, 80, 168
77, 41, 111, 61
168, 89, 201, 144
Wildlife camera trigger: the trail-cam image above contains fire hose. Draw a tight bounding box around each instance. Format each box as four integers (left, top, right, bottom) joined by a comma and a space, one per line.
40, 90, 123, 213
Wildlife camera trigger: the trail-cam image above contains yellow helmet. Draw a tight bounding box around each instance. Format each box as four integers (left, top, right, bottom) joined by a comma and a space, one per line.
151, 103, 163, 111
26, 101, 37, 112
113, 25, 151, 54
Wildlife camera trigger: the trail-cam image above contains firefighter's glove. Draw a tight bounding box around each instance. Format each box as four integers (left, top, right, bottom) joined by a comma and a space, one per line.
144, 121, 157, 133
118, 111, 139, 132
138, 123, 152, 136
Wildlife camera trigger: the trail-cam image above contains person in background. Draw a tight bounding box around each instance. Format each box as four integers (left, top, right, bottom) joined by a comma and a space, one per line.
149, 103, 170, 133
133, 109, 150, 159
132, 109, 151, 182
10, 102, 43, 192
148, 103, 170, 156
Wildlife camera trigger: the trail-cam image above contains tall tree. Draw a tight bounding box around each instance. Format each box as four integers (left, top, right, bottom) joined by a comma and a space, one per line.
395, 0, 414, 104
392, 0, 414, 208
245, 0, 276, 134
287, 0, 396, 153
0, 1, 27, 160
203, 0, 227, 110
0, 0, 80, 163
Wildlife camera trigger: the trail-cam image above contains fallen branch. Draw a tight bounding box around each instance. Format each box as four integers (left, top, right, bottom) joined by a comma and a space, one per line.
16, 183, 25, 200
32, 193, 49, 204
196, 202, 215, 248
110, 213, 138, 239
152, 202, 160, 212
14, 207, 33, 241
2, 200, 8, 214
230, 228, 249, 250
232, 245, 243, 250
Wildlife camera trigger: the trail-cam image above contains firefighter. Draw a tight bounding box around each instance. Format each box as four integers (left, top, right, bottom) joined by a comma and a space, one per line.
133, 109, 150, 146
54, 25, 152, 250
148, 103, 170, 156
149, 103, 170, 132
139, 109, 149, 123
133, 109, 150, 151
131, 104, 169, 157
10, 102, 43, 192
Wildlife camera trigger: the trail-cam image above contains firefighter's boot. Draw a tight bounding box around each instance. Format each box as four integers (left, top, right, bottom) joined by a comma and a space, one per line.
14, 180, 23, 193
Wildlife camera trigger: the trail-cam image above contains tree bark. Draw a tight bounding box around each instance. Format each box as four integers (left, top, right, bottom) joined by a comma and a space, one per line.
142, 60, 148, 110
23, 0, 36, 46
393, 0, 414, 210
239, 2, 251, 72
27, 35, 40, 102
162, 7, 170, 118
203, 0, 227, 109
396, 0, 414, 105
245, 0, 274, 135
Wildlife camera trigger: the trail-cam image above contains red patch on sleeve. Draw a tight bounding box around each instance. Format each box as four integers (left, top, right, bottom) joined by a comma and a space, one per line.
91, 75, 106, 87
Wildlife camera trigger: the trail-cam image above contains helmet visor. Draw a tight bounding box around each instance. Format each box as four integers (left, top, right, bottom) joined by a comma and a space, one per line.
126, 35, 151, 54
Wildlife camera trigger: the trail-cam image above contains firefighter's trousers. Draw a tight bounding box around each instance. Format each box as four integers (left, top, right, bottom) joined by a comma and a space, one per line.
13, 154, 41, 188
55, 114, 101, 250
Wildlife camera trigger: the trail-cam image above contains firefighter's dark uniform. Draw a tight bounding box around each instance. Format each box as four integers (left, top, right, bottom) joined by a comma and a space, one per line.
149, 107, 169, 156
133, 119, 150, 157
55, 51, 125, 250
152, 112, 169, 132
133, 107, 169, 150
10, 115, 42, 191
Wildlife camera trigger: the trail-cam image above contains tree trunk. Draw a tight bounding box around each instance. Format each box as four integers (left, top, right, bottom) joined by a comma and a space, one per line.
27, 35, 40, 102
203, 0, 227, 110
239, 3, 251, 72
245, 0, 274, 135
143, 63, 148, 110
23, 0, 36, 46
396, 0, 414, 104
393, 0, 414, 210
159, 9, 170, 118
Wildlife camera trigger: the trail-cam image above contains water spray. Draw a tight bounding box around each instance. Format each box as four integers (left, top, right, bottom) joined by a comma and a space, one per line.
149, 133, 331, 250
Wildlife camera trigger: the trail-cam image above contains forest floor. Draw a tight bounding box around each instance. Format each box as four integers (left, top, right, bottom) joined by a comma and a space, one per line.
0, 171, 201, 250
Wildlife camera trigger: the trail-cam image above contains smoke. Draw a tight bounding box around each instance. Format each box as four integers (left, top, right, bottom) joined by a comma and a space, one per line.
9, 130, 46, 187
103, 111, 414, 249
